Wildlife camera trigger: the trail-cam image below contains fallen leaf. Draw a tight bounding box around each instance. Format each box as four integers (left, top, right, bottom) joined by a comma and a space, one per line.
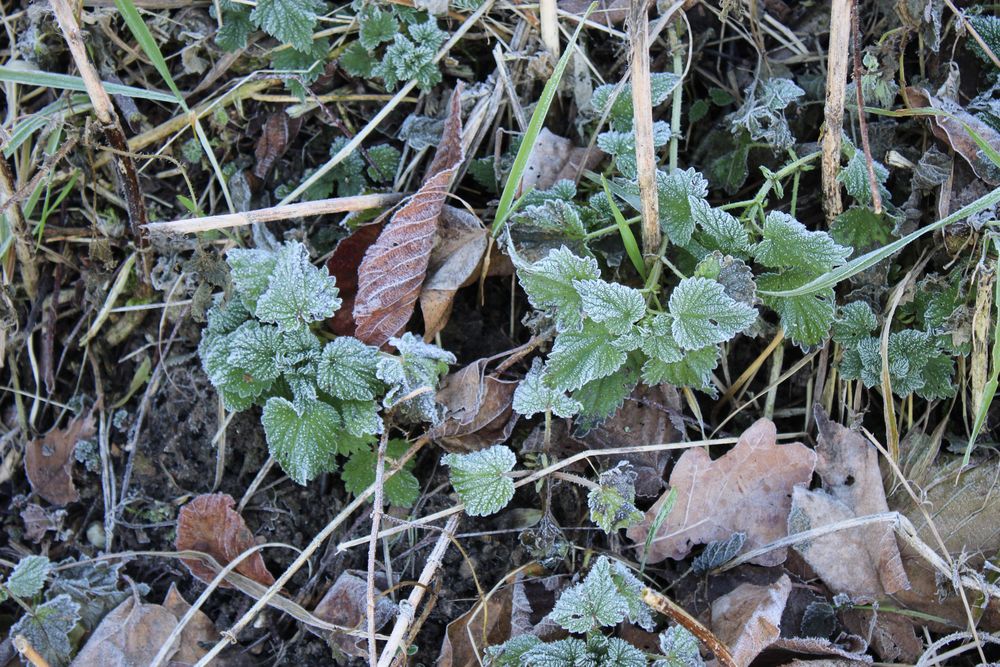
253, 113, 301, 181
420, 206, 488, 341
161, 584, 217, 666
174, 493, 275, 589
354, 85, 465, 346
768, 636, 872, 664
312, 571, 396, 659
710, 575, 791, 667
557, 0, 628, 25
25, 411, 95, 505
21, 503, 67, 543
905, 87, 1000, 185
627, 419, 816, 565
521, 128, 603, 192
70, 596, 179, 667
326, 221, 385, 336
841, 609, 922, 663
431, 358, 518, 453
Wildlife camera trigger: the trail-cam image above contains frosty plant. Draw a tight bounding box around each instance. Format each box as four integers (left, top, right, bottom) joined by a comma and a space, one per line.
199, 239, 452, 495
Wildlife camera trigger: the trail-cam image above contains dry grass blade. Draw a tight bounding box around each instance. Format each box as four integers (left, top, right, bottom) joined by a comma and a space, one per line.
821, 0, 851, 223
629, 0, 660, 257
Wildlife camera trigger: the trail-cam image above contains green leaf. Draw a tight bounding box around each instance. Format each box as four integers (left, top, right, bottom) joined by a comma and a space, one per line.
851, 330, 956, 399
588, 462, 643, 533
691, 532, 746, 575
758, 271, 836, 348
548, 556, 651, 634
513, 359, 581, 418
657, 168, 709, 246
10, 594, 80, 667
443, 445, 516, 517
317, 337, 380, 400
690, 197, 750, 258
753, 211, 851, 273
516, 246, 601, 332
227, 247, 277, 313
522, 638, 588, 666
838, 145, 889, 207
641, 344, 719, 394
574, 279, 645, 336
342, 439, 419, 507
337, 399, 383, 437
830, 207, 893, 251
545, 321, 628, 392
227, 322, 283, 386
669, 277, 756, 350
251, 0, 324, 52
640, 313, 685, 363
6, 555, 51, 599
340, 41, 375, 77
216, 8, 255, 51
367, 144, 401, 182
832, 301, 878, 346
255, 241, 341, 329
654, 625, 705, 667
485, 636, 543, 666
571, 353, 642, 434
378, 333, 455, 425
358, 5, 398, 50
262, 397, 342, 484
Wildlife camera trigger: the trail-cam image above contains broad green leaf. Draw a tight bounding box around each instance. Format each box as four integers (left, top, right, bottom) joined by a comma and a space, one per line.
571, 353, 642, 434
654, 625, 705, 667
517, 246, 601, 332
522, 638, 588, 666
640, 313, 685, 363
832, 302, 878, 346
262, 397, 341, 484
485, 636, 543, 666
227, 322, 282, 386
548, 556, 629, 633
255, 241, 341, 329
216, 8, 254, 51
753, 211, 851, 273
6, 555, 51, 599
851, 330, 956, 399
342, 440, 418, 507
337, 399, 383, 437
588, 462, 643, 533
250, 0, 324, 52
317, 337, 380, 400
669, 277, 756, 350
378, 333, 455, 425
206, 297, 251, 336
641, 344, 719, 394
443, 445, 516, 516
657, 168, 709, 246
691, 532, 746, 575
227, 247, 277, 313
544, 321, 628, 392
758, 271, 836, 348
838, 144, 889, 207
574, 279, 645, 335
690, 196, 750, 257
358, 5, 397, 50
512, 359, 581, 418
830, 207, 893, 251
10, 594, 80, 667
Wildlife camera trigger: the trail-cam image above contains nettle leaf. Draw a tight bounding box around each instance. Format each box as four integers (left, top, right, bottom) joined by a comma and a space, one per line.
378, 333, 455, 425
545, 321, 628, 392
830, 207, 893, 250
367, 144, 401, 182
753, 212, 851, 274
640, 313, 685, 364
588, 462, 643, 533
337, 399, 383, 437
729, 77, 804, 150
485, 635, 543, 666
227, 322, 283, 386
206, 296, 251, 336
549, 556, 652, 633
251, 0, 324, 52
642, 344, 719, 394
513, 359, 582, 418
574, 279, 645, 335
216, 8, 255, 52
690, 197, 751, 258
6, 555, 51, 599
317, 337, 381, 400
200, 329, 271, 410
669, 277, 756, 350
10, 594, 80, 667
691, 532, 746, 575
654, 625, 705, 667
343, 439, 419, 507
443, 445, 516, 516
849, 330, 956, 399
585, 635, 647, 667
358, 4, 397, 50
262, 397, 342, 484
758, 271, 837, 348
571, 353, 641, 434
517, 246, 601, 332
340, 41, 374, 77
228, 247, 277, 313
832, 301, 878, 346
657, 168, 710, 246
522, 637, 588, 666
838, 141, 890, 208
592, 72, 680, 129
255, 241, 341, 330
46, 558, 132, 632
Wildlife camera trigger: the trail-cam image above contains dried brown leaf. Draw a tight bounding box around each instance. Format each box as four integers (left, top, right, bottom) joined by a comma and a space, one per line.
627, 419, 816, 565
25, 411, 95, 505
162, 584, 216, 667
253, 113, 301, 181
20, 503, 66, 543
312, 571, 396, 659
431, 358, 518, 453
174, 493, 275, 589
70, 596, 179, 667
710, 575, 791, 667
521, 128, 603, 191
326, 222, 384, 336
354, 85, 465, 346
420, 205, 488, 341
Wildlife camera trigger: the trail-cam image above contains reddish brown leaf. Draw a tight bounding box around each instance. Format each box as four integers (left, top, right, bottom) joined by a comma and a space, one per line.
161, 584, 217, 666
353, 85, 465, 346
253, 113, 301, 181
311, 571, 396, 658
326, 222, 384, 336
711, 575, 791, 667
25, 411, 95, 505
174, 493, 275, 589
430, 358, 518, 453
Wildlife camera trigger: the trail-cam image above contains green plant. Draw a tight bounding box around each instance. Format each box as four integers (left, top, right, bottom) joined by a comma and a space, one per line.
198, 238, 448, 493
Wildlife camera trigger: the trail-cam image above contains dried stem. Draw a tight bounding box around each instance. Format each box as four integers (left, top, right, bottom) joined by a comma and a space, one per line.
629, 0, 660, 257
821, 0, 851, 223
367, 427, 390, 667
851, 0, 882, 214
0, 156, 37, 298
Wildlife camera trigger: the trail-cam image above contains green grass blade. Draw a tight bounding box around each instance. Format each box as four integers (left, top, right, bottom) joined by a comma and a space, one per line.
640, 487, 675, 574
490, 4, 595, 237
113, 0, 186, 105
965, 235, 1000, 465
759, 183, 1000, 298
0, 66, 176, 102
601, 176, 646, 279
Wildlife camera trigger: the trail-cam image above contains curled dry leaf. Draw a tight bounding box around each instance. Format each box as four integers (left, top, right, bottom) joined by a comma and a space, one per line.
25, 410, 95, 505
354, 85, 465, 346
174, 493, 275, 589
626, 419, 816, 565
420, 205, 489, 341
521, 128, 604, 191
253, 112, 301, 181
70, 596, 179, 667
326, 222, 385, 336
161, 584, 217, 666
710, 575, 791, 667
904, 87, 1000, 185
311, 571, 396, 659
431, 358, 518, 453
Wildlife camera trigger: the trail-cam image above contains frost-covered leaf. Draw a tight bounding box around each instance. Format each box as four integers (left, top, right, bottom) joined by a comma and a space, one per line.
227, 247, 277, 313
10, 594, 80, 667
654, 625, 705, 667
692, 532, 747, 575
358, 4, 397, 50
832, 302, 878, 346
690, 197, 750, 257
261, 397, 341, 484
549, 556, 651, 633
443, 445, 516, 516
337, 399, 383, 437
574, 279, 645, 335
753, 212, 851, 274
669, 277, 756, 350
521, 637, 588, 666
516, 246, 601, 332
512, 359, 581, 418
378, 333, 455, 425
317, 337, 380, 400
545, 321, 628, 392
227, 322, 282, 386
838, 144, 890, 207
657, 168, 710, 246
367, 144, 401, 182
587, 635, 647, 667
729, 78, 804, 150
571, 353, 642, 433
6, 555, 51, 599
485, 635, 543, 666
588, 462, 643, 533
206, 296, 251, 336
343, 440, 419, 507
46, 559, 133, 632
758, 271, 836, 348
250, 0, 324, 52
255, 241, 341, 330
216, 7, 254, 51
641, 344, 719, 394
640, 313, 685, 363
592, 72, 680, 129
848, 330, 956, 399
830, 207, 893, 250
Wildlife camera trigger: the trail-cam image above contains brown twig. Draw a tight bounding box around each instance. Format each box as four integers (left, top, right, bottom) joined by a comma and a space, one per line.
642, 588, 737, 667
821, 0, 851, 223
851, 0, 883, 215
12, 635, 51, 667
628, 0, 661, 258
0, 156, 38, 298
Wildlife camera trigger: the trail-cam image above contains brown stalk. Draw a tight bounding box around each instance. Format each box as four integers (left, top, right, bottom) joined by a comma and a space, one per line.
628, 0, 660, 258
642, 588, 737, 667
48, 0, 151, 284
821, 0, 851, 223
851, 0, 883, 215
0, 157, 38, 299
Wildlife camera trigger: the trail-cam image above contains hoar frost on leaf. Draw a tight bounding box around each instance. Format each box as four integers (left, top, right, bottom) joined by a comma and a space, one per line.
544, 321, 628, 392
548, 556, 653, 634
516, 246, 601, 332
317, 337, 381, 401
669, 277, 757, 350
443, 445, 516, 516
574, 279, 645, 336
654, 625, 705, 667
254, 241, 342, 330
378, 333, 455, 425
588, 462, 643, 533
512, 359, 582, 418
261, 397, 342, 485
10, 594, 81, 667
728, 78, 804, 151
5, 555, 51, 600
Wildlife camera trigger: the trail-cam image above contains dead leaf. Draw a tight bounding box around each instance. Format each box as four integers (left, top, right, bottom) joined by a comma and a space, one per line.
25, 411, 95, 505
20, 503, 67, 543
627, 419, 816, 565
70, 596, 179, 667
557, 0, 628, 25
312, 571, 396, 659
326, 222, 385, 336
768, 636, 871, 664
521, 128, 603, 192
160, 584, 216, 667
354, 85, 465, 346
841, 609, 922, 663
174, 493, 275, 589
904, 87, 1000, 185
710, 575, 791, 667
430, 358, 518, 453
253, 113, 301, 181
420, 205, 488, 341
